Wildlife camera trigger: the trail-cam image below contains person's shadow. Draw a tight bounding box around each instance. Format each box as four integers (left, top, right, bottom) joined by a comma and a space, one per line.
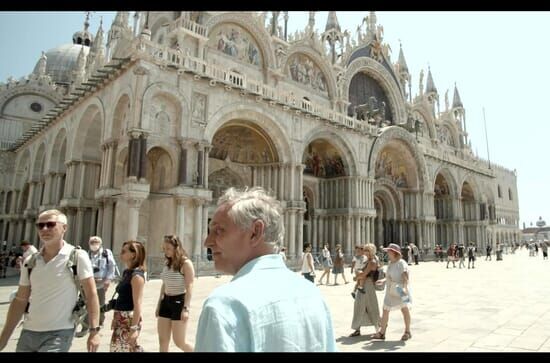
337, 334, 374, 346
362, 339, 406, 351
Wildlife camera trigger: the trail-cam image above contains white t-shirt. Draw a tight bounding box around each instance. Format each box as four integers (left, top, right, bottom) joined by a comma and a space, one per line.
19, 242, 94, 331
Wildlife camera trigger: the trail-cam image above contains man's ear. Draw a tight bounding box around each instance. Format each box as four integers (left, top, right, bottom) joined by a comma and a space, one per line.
250, 220, 265, 246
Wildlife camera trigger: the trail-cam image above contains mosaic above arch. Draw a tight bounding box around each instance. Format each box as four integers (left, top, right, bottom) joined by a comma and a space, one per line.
287, 53, 328, 95
210, 123, 278, 164
303, 139, 346, 178
375, 150, 409, 188
208, 23, 262, 66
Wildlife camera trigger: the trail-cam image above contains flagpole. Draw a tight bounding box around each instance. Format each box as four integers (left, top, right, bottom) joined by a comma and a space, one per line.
483, 107, 491, 169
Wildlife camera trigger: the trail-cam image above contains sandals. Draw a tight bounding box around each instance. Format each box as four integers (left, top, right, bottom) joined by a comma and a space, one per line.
371, 331, 385, 340
349, 330, 361, 337
401, 331, 412, 341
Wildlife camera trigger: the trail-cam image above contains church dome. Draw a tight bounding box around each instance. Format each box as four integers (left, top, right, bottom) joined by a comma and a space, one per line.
32, 44, 89, 85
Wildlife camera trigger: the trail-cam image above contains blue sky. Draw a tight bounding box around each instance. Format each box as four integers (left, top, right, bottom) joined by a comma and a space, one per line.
0, 11, 547, 229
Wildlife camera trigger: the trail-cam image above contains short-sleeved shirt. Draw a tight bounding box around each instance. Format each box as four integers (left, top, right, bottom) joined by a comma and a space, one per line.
19, 242, 94, 331
195, 254, 337, 352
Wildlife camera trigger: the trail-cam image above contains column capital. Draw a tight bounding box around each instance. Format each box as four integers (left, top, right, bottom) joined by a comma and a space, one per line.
175, 196, 188, 205
179, 138, 196, 148
127, 197, 144, 209
192, 198, 205, 207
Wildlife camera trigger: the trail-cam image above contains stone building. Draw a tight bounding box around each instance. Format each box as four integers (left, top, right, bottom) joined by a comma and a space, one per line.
0, 11, 521, 271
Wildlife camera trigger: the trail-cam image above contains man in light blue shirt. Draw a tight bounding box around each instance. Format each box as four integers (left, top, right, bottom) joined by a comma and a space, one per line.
195, 187, 337, 352
76, 236, 116, 337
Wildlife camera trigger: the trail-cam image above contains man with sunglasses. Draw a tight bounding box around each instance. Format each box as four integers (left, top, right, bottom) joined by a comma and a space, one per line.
0, 209, 101, 352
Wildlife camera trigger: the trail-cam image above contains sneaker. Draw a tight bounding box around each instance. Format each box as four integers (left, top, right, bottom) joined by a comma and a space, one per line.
75, 328, 88, 338
351, 292, 356, 299
358, 287, 366, 294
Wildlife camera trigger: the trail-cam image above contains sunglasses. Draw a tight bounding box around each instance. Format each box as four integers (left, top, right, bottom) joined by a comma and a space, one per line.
35, 221, 60, 229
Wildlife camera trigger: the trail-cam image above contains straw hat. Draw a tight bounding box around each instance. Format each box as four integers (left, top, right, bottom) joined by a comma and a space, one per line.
383, 243, 402, 255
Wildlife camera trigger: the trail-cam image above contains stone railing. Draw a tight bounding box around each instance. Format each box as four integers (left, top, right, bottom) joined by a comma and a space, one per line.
133, 38, 377, 135
168, 17, 207, 38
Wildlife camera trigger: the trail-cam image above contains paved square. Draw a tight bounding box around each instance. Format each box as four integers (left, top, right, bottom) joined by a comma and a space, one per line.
1, 248, 549, 352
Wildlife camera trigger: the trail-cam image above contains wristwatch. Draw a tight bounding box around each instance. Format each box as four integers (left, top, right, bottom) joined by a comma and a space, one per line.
89, 326, 101, 334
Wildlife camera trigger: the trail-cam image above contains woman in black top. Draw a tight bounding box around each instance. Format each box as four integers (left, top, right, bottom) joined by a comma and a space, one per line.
109, 241, 146, 352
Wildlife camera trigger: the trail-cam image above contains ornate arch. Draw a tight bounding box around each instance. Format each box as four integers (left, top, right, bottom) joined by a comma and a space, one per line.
140, 82, 188, 137
282, 45, 338, 101
32, 143, 47, 180
438, 116, 461, 149
373, 181, 402, 220
459, 174, 481, 202
411, 105, 436, 141
302, 128, 359, 177
68, 98, 105, 161
204, 13, 276, 71
107, 86, 133, 140
367, 126, 428, 191
343, 57, 407, 124
204, 105, 293, 164
14, 149, 31, 188
432, 166, 459, 199
208, 166, 246, 200
49, 128, 68, 173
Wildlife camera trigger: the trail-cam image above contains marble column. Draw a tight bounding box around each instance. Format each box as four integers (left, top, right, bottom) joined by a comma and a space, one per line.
175, 198, 186, 245
288, 209, 296, 259
201, 205, 209, 259
278, 164, 284, 200
203, 145, 211, 188
102, 199, 115, 249
297, 210, 304, 256
75, 208, 85, 246
193, 199, 203, 258
312, 215, 318, 251
127, 199, 142, 241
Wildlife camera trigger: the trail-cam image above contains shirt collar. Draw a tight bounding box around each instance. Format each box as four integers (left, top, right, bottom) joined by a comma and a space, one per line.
39, 240, 73, 257
232, 254, 285, 281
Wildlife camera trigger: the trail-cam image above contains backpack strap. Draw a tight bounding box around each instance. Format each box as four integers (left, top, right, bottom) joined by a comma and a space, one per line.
102, 248, 109, 265
25, 251, 41, 278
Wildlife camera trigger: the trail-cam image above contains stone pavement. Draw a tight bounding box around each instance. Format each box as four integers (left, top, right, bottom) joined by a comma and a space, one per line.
1, 248, 549, 352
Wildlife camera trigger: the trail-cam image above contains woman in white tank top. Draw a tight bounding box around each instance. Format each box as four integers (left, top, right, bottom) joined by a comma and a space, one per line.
156, 235, 195, 352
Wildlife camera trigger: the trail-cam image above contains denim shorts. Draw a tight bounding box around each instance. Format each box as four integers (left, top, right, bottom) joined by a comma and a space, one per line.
158, 293, 186, 320
16, 328, 75, 352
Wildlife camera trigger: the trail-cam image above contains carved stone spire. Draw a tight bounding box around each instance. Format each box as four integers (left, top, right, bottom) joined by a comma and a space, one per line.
322, 12, 344, 64
452, 83, 464, 109
325, 11, 341, 32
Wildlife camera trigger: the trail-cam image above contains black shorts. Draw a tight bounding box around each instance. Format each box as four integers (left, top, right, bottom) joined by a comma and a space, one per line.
158, 293, 186, 320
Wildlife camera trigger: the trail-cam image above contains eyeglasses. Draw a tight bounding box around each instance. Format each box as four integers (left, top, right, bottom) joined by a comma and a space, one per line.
35, 221, 59, 230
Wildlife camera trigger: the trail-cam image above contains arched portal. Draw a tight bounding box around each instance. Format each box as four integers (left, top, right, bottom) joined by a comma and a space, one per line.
302, 137, 353, 253
373, 140, 420, 247
434, 172, 454, 246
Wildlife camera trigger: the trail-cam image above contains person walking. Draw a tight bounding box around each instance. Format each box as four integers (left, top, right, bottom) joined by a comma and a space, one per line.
332, 244, 348, 285
0, 209, 100, 352
109, 241, 146, 352
446, 243, 457, 268
486, 244, 493, 260
373, 243, 412, 341
156, 235, 195, 352
301, 243, 316, 283
76, 236, 117, 337
467, 242, 477, 269
318, 243, 333, 285
349, 244, 380, 337
195, 187, 336, 352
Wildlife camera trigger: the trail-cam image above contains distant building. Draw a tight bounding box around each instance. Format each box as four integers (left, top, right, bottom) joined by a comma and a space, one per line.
0, 12, 520, 273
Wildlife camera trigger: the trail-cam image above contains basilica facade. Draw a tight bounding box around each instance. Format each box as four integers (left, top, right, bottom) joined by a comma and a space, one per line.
0, 11, 520, 271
